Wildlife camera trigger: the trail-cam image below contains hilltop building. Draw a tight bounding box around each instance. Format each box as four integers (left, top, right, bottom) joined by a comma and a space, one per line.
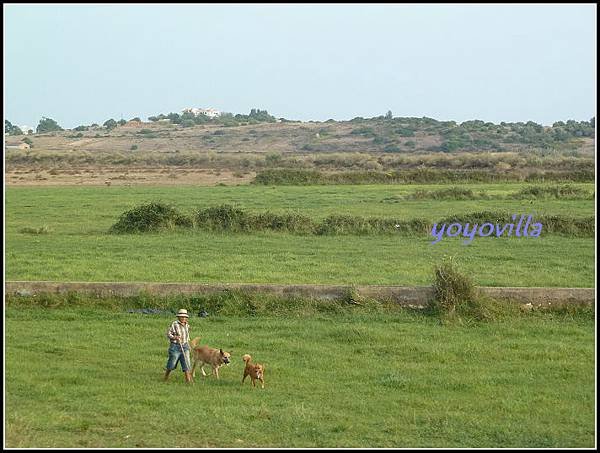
182, 107, 221, 118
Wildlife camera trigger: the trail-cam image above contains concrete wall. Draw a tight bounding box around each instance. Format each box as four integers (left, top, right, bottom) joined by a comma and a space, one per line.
5, 281, 595, 307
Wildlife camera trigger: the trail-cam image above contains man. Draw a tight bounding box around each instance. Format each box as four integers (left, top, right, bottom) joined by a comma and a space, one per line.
164, 308, 193, 383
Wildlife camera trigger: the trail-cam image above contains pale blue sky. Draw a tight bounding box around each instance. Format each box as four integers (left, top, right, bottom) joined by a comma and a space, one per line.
4, 4, 597, 128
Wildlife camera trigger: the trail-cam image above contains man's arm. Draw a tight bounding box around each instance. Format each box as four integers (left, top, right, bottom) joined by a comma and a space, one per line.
166, 322, 180, 342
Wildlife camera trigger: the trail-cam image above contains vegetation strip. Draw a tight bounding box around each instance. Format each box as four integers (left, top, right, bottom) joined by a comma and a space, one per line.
395, 184, 594, 201
253, 168, 595, 185
108, 202, 595, 237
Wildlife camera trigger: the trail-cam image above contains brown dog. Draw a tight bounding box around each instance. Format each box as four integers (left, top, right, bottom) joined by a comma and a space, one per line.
242, 354, 265, 388
189, 337, 231, 379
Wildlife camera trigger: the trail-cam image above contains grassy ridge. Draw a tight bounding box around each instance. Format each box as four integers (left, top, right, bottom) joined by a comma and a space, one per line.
5, 305, 595, 448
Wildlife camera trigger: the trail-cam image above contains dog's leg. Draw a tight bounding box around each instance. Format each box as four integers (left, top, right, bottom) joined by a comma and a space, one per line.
242, 371, 248, 384
200, 364, 207, 377
259, 377, 264, 389
251, 376, 256, 387
214, 366, 220, 379
191, 359, 197, 378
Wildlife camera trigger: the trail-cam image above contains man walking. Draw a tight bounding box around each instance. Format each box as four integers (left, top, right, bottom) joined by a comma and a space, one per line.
164, 308, 193, 384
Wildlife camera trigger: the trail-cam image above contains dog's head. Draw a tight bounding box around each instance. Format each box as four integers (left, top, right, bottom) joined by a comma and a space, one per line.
220, 349, 231, 365
255, 364, 264, 379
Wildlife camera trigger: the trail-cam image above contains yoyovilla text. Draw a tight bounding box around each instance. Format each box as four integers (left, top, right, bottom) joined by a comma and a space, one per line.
431, 214, 542, 245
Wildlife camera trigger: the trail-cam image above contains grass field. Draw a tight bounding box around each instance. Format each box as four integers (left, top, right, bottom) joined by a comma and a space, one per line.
5, 303, 594, 448
5, 184, 595, 286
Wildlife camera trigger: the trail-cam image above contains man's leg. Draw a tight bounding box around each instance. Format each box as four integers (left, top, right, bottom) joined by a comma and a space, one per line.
183, 348, 193, 384
164, 345, 178, 381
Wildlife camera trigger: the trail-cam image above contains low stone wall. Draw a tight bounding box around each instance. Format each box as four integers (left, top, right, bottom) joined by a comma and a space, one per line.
5, 281, 595, 308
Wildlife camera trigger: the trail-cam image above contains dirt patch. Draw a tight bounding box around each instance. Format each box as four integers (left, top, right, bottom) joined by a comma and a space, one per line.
4, 167, 255, 186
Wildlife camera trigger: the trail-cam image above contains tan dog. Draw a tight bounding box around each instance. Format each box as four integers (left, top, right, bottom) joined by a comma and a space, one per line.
189, 337, 231, 379
242, 354, 265, 388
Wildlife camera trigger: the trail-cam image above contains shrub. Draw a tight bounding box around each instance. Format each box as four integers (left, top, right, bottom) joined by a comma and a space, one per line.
350, 127, 375, 137
253, 211, 316, 234
265, 152, 283, 165
195, 205, 252, 232
511, 184, 592, 199
395, 127, 415, 137
427, 256, 493, 322
383, 144, 401, 153
109, 202, 192, 233
130, 145, 138, 151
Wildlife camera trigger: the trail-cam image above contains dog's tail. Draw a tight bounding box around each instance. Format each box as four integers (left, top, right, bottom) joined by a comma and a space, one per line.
242, 354, 251, 363
190, 337, 201, 348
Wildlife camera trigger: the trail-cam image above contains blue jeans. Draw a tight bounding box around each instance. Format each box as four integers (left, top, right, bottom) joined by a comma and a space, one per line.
165, 343, 191, 372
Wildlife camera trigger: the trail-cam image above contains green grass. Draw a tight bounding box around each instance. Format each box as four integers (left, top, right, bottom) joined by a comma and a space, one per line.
5, 184, 595, 286
5, 305, 594, 448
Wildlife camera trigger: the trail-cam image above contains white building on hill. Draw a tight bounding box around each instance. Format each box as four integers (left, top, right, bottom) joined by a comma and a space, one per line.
182, 107, 221, 118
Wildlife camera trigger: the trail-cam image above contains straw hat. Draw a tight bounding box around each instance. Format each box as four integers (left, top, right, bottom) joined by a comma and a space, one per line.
176, 308, 189, 318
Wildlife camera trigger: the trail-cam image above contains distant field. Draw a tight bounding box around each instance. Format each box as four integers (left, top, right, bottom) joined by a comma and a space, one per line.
4, 305, 595, 448
5, 184, 595, 286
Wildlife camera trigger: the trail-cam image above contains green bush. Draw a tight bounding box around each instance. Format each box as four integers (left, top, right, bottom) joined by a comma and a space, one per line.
427, 256, 495, 323
195, 205, 252, 232
350, 127, 375, 137
511, 184, 592, 199
109, 202, 192, 233
395, 127, 415, 137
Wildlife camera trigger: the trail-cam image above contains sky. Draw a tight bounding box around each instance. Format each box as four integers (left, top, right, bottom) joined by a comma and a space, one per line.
4, 3, 597, 129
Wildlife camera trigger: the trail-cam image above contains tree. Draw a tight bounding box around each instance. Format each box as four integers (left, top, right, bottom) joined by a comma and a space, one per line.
5, 120, 23, 135
167, 112, 182, 124
118, 119, 127, 126
248, 108, 276, 122
385, 110, 393, 120
103, 119, 118, 130
130, 117, 141, 122
36, 117, 63, 133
